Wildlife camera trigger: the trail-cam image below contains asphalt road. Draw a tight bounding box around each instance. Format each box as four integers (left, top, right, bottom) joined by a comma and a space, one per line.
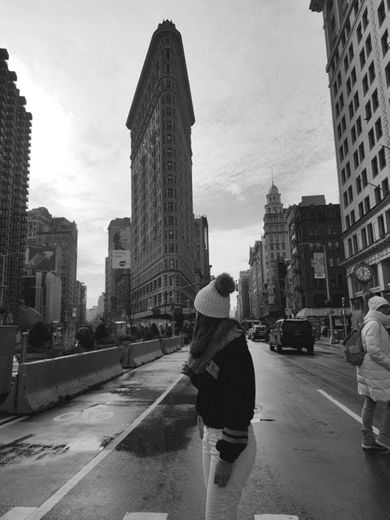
1, 340, 390, 520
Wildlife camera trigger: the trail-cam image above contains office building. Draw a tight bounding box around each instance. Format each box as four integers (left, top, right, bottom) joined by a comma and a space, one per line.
248, 240, 265, 319
34, 216, 78, 324
193, 216, 211, 296
105, 218, 131, 322
310, 0, 390, 313
262, 183, 290, 317
0, 49, 32, 323
126, 20, 196, 321
237, 270, 251, 321
286, 195, 348, 315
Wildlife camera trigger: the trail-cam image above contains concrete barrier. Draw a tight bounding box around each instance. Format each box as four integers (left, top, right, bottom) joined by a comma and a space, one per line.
0, 347, 123, 415
0, 326, 17, 404
121, 339, 163, 368
161, 335, 184, 354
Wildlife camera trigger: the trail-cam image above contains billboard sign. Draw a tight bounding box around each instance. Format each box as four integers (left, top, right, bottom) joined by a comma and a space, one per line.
313, 252, 325, 279
112, 250, 131, 269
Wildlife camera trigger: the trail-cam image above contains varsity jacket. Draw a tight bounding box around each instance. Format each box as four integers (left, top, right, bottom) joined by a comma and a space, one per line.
189, 333, 255, 462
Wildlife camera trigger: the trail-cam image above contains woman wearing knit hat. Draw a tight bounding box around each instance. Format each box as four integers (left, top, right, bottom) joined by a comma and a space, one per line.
358, 295, 390, 450
182, 273, 256, 520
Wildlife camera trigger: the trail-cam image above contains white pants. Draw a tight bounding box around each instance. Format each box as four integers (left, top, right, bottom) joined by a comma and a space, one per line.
202, 425, 256, 520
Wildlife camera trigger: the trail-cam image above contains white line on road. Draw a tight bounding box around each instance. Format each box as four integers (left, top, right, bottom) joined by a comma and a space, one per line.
255, 516, 299, 519
0, 416, 27, 430
122, 514, 168, 519
17, 373, 184, 520
317, 389, 379, 435
0, 508, 37, 520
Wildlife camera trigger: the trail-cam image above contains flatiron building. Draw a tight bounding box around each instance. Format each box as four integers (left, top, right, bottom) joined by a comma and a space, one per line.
126, 20, 196, 320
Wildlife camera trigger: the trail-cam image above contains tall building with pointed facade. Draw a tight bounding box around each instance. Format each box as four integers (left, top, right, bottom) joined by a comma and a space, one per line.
310, 0, 390, 313
126, 20, 196, 321
0, 49, 32, 323
262, 184, 290, 317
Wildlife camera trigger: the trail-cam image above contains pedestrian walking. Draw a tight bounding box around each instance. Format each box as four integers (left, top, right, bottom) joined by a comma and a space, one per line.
358, 295, 390, 450
182, 273, 256, 520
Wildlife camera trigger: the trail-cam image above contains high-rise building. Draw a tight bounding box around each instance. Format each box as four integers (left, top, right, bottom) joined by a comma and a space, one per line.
105, 218, 131, 322
75, 281, 87, 326
262, 183, 290, 317
310, 0, 390, 312
34, 216, 78, 324
248, 240, 265, 319
27, 207, 52, 243
193, 216, 211, 294
0, 49, 32, 323
286, 195, 348, 315
237, 270, 251, 321
126, 20, 196, 321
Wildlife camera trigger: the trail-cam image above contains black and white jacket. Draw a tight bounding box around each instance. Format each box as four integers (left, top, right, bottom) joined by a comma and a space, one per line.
189, 333, 255, 462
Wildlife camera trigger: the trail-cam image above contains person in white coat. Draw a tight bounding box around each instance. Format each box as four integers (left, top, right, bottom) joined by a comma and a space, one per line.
358, 295, 390, 450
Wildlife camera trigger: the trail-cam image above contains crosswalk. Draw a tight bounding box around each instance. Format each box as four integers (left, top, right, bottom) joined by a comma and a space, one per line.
0, 510, 299, 520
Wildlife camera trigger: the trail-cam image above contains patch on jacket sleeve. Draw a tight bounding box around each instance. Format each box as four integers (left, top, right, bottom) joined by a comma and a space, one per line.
205, 360, 220, 380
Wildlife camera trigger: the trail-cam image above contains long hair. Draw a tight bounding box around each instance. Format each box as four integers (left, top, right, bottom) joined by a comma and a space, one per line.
190, 312, 240, 358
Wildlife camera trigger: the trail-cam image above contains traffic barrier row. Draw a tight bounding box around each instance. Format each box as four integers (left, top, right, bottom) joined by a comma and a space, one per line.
121, 335, 184, 368
1, 347, 123, 415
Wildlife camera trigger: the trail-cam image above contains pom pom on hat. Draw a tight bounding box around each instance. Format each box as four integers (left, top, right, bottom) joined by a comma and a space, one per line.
368, 295, 390, 311
194, 273, 235, 318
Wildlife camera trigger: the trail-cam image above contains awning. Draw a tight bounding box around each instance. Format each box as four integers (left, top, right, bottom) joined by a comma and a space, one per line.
296, 307, 351, 318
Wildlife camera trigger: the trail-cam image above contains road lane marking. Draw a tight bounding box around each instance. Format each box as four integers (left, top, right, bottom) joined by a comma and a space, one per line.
317, 389, 379, 435
255, 516, 299, 519
20, 373, 184, 520
122, 514, 168, 519
0, 416, 27, 430
0, 508, 37, 520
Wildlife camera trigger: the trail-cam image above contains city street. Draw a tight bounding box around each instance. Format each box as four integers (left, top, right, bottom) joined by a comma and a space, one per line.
1, 342, 390, 520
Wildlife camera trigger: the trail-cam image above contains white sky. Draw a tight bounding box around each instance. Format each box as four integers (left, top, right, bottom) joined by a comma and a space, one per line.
1, 0, 339, 308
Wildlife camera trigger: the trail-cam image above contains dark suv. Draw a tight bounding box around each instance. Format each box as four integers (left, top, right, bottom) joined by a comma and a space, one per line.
269, 319, 315, 355
250, 325, 268, 342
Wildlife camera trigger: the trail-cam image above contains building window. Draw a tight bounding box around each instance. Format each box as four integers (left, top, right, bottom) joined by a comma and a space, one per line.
382, 30, 389, 57
363, 9, 369, 30
367, 223, 374, 244
357, 22, 363, 42
365, 34, 373, 56
378, 1, 386, 26
354, 91, 360, 110
369, 128, 375, 149
362, 168, 368, 186
372, 155, 379, 177
354, 150, 359, 168
356, 175, 362, 193
363, 73, 369, 94
372, 89, 379, 112
375, 118, 383, 139
359, 201, 364, 218
379, 147, 387, 169
368, 63, 376, 86
351, 67, 357, 85
378, 215, 386, 237
365, 101, 372, 121
351, 125, 357, 143
361, 228, 368, 248
360, 48, 366, 69
365, 195, 371, 213
359, 142, 365, 161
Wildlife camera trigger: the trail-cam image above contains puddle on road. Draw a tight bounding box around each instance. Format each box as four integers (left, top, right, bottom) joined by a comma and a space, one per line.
0, 434, 69, 465
116, 378, 197, 457
116, 403, 197, 457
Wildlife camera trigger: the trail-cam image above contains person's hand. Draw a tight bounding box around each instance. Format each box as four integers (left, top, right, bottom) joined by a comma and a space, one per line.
181, 362, 190, 375
214, 459, 233, 487
197, 415, 204, 439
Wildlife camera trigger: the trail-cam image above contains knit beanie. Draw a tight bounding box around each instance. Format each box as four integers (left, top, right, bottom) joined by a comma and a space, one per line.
368, 295, 390, 311
194, 273, 235, 318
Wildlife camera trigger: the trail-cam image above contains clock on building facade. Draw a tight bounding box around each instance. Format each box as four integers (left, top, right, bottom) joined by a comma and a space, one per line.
352, 262, 374, 283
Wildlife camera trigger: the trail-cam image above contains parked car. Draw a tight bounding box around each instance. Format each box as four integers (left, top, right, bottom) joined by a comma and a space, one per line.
250, 325, 268, 342
269, 319, 315, 354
